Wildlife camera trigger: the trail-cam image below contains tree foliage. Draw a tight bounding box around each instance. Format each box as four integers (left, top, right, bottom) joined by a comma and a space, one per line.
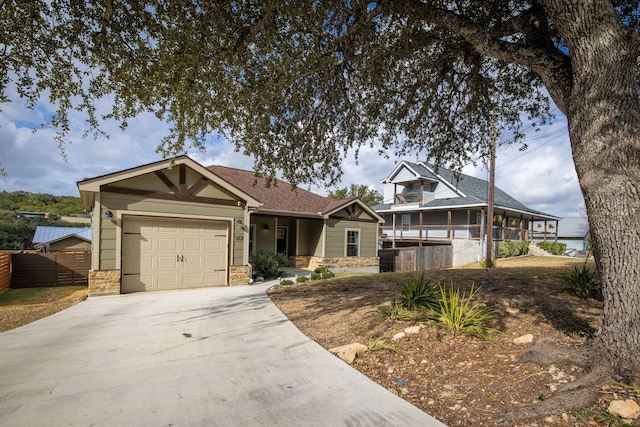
3, 0, 640, 384
326, 184, 382, 207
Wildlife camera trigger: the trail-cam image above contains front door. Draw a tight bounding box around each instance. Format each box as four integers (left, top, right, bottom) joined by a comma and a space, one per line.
276, 226, 288, 255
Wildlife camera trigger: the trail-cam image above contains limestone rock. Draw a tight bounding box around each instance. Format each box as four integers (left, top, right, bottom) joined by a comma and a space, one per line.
328, 343, 368, 364
404, 326, 421, 335
513, 334, 534, 344
392, 332, 406, 341
608, 399, 640, 420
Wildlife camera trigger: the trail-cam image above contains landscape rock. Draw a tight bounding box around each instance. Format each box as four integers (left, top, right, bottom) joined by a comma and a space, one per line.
608, 399, 640, 420
404, 326, 421, 335
328, 343, 368, 364
513, 333, 534, 344
392, 332, 406, 341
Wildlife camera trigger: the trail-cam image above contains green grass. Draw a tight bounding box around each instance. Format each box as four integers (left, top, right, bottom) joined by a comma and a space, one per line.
0, 286, 88, 332
0, 286, 87, 306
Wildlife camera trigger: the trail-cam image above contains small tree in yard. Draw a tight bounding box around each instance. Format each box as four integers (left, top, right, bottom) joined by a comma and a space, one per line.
3, 1, 640, 419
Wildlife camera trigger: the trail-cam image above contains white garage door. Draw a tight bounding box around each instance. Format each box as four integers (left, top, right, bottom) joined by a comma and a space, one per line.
122, 217, 228, 293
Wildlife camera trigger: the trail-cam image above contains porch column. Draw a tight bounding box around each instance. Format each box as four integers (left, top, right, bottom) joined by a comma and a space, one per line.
447, 210, 452, 239
555, 220, 559, 242
479, 208, 485, 260
519, 215, 524, 241
501, 213, 506, 242
419, 211, 423, 247
392, 212, 396, 249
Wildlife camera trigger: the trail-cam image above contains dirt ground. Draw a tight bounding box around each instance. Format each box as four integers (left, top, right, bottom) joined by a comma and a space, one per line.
267, 257, 640, 426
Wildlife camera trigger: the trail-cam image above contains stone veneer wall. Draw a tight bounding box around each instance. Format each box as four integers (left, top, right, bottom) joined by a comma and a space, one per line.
229, 265, 252, 285
289, 256, 379, 270
88, 270, 121, 296
308, 256, 379, 270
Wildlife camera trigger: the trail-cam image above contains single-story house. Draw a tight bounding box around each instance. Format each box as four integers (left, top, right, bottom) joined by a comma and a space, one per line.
32, 226, 92, 252
77, 156, 382, 296
373, 160, 560, 266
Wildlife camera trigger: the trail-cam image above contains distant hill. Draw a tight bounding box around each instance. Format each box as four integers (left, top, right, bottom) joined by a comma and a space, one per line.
0, 191, 88, 250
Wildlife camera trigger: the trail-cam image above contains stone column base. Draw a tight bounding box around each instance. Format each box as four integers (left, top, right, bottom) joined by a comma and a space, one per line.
229, 265, 252, 285
88, 270, 121, 296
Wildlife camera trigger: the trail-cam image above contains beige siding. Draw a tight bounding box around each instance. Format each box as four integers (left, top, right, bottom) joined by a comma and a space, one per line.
49, 237, 91, 251
324, 219, 378, 257
297, 219, 323, 256
99, 193, 243, 269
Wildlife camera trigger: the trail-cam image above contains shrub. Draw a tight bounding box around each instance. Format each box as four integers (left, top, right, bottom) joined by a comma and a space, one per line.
498, 241, 530, 258
480, 259, 496, 268
279, 279, 294, 286
314, 266, 335, 279
296, 276, 309, 283
249, 250, 288, 279
559, 265, 602, 299
393, 273, 440, 311
536, 241, 567, 256
309, 267, 335, 280
436, 283, 501, 340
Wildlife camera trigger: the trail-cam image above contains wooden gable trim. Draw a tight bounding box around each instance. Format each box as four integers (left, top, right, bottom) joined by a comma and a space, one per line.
101, 186, 246, 207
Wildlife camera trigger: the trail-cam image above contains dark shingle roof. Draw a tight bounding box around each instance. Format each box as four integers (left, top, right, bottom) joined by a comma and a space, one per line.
208, 165, 349, 215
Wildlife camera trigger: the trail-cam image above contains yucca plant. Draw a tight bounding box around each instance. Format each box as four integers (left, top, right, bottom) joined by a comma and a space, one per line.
393, 273, 440, 311
436, 283, 501, 340
559, 265, 601, 299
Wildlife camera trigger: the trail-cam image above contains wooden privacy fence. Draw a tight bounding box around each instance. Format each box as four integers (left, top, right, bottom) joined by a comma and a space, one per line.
379, 246, 453, 273
0, 252, 11, 291
11, 251, 91, 288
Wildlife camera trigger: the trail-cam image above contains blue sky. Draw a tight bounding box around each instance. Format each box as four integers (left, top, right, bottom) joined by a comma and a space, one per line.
0, 96, 585, 218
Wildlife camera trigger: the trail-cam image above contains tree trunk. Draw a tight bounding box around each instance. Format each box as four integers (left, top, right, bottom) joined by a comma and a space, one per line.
544, 0, 640, 382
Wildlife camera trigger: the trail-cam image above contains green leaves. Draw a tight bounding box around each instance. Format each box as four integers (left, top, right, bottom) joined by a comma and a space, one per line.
381, 274, 501, 340
436, 283, 501, 340
1, 1, 556, 187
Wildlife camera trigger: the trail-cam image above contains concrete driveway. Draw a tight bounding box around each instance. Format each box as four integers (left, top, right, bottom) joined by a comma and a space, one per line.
0, 282, 444, 426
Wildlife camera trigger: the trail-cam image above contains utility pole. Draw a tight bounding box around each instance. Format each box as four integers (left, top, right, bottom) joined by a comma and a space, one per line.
486, 113, 496, 268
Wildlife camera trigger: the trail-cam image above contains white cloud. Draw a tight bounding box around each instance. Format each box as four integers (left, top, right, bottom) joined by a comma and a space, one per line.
0, 97, 585, 218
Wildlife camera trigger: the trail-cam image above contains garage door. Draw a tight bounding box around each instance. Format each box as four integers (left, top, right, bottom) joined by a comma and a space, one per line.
122, 217, 228, 293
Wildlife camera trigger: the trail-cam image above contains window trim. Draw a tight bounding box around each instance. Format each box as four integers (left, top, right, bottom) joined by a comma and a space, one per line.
345, 228, 361, 257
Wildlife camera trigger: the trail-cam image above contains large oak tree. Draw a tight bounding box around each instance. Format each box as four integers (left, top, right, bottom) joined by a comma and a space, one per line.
2, 0, 639, 392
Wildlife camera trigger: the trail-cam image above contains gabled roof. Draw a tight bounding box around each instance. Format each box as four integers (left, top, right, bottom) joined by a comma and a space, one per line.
375, 160, 559, 220
33, 226, 92, 245
208, 165, 382, 221
77, 156, 262, 211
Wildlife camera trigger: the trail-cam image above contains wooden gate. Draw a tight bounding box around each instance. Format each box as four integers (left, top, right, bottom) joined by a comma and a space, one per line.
11, 251, 90, 288
379, 246, 452, 272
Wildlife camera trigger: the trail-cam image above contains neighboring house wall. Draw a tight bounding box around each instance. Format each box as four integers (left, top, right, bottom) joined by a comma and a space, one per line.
48, 237, 91, 251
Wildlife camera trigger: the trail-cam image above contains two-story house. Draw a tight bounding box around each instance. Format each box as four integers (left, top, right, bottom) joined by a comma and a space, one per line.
372, 161, 560, 266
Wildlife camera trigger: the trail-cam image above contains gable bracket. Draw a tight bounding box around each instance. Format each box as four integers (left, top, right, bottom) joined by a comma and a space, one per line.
102, 185, 246, 207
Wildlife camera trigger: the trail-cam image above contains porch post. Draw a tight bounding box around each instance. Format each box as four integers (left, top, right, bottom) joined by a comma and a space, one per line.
419, 211, 423, 247
447, 210, 452, 239
392, 212, 396, 249
555, 219, 559, 242
479, 208, 485, 261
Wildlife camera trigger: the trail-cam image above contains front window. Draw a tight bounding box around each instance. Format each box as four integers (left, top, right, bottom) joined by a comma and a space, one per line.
346, 229, 360, 257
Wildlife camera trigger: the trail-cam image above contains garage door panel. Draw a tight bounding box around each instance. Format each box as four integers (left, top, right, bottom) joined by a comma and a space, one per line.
157, 274, 178, 288
158, 238, 177, 251
157, 256, 177, 269
183, 239, 202, 251
204, 256, 222, 268
139, 256, 153, 270
121, 217, 228, 293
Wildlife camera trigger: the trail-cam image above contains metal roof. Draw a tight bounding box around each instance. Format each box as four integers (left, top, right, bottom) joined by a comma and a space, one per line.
32, 226, 92, 245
